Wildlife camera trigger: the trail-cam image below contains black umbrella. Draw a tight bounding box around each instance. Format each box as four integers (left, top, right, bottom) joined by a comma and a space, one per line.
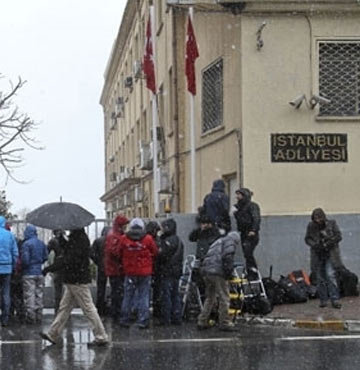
25, 201, 95, 230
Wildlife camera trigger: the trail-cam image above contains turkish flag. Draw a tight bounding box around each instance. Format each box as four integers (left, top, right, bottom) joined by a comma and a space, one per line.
143, 16, 156, 94
185, 16, 199, 95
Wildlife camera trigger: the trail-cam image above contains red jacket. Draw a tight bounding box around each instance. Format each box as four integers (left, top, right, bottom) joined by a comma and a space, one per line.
104, 230, 124, 276
117, 229, 158, 276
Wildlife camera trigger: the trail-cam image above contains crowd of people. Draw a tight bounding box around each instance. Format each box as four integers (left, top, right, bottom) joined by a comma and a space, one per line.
0, 179, 347, 346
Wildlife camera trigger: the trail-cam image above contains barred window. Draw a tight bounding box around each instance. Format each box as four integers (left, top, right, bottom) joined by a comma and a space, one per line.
319, 42, 360, 117
202, 58, 223, 133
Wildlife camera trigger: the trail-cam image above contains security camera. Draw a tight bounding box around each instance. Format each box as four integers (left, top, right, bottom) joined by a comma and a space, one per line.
289, 94, 306, 109
309, 95, 331, 109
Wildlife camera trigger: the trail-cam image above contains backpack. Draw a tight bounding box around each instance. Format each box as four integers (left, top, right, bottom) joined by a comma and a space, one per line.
262, 266, 286, 306
242, 295, 273, 316
336, 267, 359, 297
288, 270, 317, 299
278, 275, 308, 303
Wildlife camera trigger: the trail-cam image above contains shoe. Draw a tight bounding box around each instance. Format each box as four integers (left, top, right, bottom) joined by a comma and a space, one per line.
39, 332, 57, 345
319, 301, 328, 308
197, 323, 212, 331
218, 324, 237, 332
87, 340, 109, 348
331, 301, 342, 309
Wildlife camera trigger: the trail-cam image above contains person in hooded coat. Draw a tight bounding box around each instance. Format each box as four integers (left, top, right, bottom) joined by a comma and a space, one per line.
90, 226, 111, 316
202, 179, 231, 232
21, 224, 48, 324
157, 218, 184, 326
117, 218, 158, 329
104, 214, 129, 320
41, 228, 109, 347
0, 216, 18, 326
233, 188, 261, 279
305, 208, 342, 309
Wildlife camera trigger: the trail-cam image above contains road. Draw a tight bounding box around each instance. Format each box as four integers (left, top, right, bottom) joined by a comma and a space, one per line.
1, 314, 360, 369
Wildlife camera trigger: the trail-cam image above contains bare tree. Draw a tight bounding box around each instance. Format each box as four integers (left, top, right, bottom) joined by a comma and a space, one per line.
0, 75, 42, 181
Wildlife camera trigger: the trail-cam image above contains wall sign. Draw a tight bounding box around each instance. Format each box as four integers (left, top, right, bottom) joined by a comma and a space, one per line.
271, 133, 347, 163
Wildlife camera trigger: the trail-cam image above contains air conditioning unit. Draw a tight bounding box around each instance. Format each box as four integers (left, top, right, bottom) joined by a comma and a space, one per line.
124, 76, 133, 89
139, 142, 152, 170
149, 141, 161, 161
123, 167, 132, 179
134, 186, 143, 202
150, 126, 164, 142
105, 203, 113, 212
133, 60, 143, 80
109, 155, 115, 163
156, 167, 171, 193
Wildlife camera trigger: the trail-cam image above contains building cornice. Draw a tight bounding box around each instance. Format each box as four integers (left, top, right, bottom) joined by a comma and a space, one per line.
99, 0, 138, 107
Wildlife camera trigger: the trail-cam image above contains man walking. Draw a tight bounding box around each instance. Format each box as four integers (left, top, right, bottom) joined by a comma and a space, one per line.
40, 228, 109, 347
0, 216, 18, 327
233, 188, 261, 279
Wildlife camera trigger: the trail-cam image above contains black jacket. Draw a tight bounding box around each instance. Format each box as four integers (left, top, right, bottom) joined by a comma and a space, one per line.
202, 180, 231, 231
189, 226, 221, 261
90, 226, 111, 274
157, 219, 184, 279
305, 208, 342, 259
44, 229, 91, 284
233, 188, 261, 235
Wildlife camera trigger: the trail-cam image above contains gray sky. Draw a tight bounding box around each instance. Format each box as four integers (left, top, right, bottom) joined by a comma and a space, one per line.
0, 0, 126, 219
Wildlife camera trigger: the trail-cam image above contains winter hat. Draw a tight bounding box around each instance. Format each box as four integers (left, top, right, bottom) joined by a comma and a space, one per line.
114, 214, 129, 227
129, 217, 145, 230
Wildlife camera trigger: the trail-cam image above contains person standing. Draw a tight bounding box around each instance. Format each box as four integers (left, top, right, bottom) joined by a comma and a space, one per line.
90, 226, 111, 316
0, 216, 18, 327
233, 188, 261, 279
197, 231, 240, 331
104, 215, 129, 321
117, 218, 158, 329
40, 228, 108, 347
157, 219, 184, 326
202, 179, 231, 233
21, 225, 48, 324
305, 208, 342, 309
47, 229, 67, 314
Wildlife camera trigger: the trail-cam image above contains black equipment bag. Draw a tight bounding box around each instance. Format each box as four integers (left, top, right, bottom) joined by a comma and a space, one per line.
242, 295, 273, 315
336, 267, 359, 297
262, 266, 286, 306
278, 275, 308, 303
288, 269, 317, 299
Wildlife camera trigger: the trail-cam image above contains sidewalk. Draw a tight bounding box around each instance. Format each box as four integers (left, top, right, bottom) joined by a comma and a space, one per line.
237, 296, 360, 332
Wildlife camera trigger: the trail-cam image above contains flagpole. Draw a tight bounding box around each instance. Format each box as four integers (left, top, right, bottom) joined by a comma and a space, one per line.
189, 7, 196, 213
150, 5, 159, 216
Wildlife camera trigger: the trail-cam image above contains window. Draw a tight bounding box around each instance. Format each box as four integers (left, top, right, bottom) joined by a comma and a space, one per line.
319, 41, 360, 117
202, 58, 223, 133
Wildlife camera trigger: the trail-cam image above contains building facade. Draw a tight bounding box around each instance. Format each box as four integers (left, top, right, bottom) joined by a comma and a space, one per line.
100, 0, 360, 220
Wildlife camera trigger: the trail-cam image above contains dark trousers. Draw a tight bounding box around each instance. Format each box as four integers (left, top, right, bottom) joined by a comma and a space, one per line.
96, 271, 108, 316
0, 274, 11, 325
109, 276, 124, 319
10, 274, 24, 322
160, 277, 182, 325
241, 234, 259, 275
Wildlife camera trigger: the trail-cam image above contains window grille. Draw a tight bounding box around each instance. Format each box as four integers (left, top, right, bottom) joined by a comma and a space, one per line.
319, 42, 360, 117
202, 58, 223, 132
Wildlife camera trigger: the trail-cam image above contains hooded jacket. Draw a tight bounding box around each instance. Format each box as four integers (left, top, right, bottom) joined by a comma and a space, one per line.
189, 224, 221, 261
21, 225, 48, 276
90, 226, 111, 274
305, 208, 342, 258
0, 216, 18, 274
157, 219, 184, 279
202, 180, 231, 231
233, 188, 261, 235
201, 231, 240, 279
43, 229, 91, 284
104, 215, 128, 276
117, 226, 158, 276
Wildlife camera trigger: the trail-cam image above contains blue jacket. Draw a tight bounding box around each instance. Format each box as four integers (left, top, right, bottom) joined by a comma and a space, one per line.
0, 216, 18, 274
21, 225, 48, 276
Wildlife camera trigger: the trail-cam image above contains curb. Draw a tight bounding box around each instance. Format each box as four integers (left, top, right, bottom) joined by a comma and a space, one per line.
236, 316, 360, 332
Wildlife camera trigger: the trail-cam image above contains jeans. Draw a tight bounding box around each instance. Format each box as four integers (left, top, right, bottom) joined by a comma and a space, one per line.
316, 257, 339, 302
109, 276, 124, 319
160, 277, 182, 324
120, 276, 151, 326
0, 274, 11, 325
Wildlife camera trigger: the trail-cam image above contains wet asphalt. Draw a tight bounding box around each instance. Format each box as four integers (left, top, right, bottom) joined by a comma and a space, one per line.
1, 313, 360, 370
